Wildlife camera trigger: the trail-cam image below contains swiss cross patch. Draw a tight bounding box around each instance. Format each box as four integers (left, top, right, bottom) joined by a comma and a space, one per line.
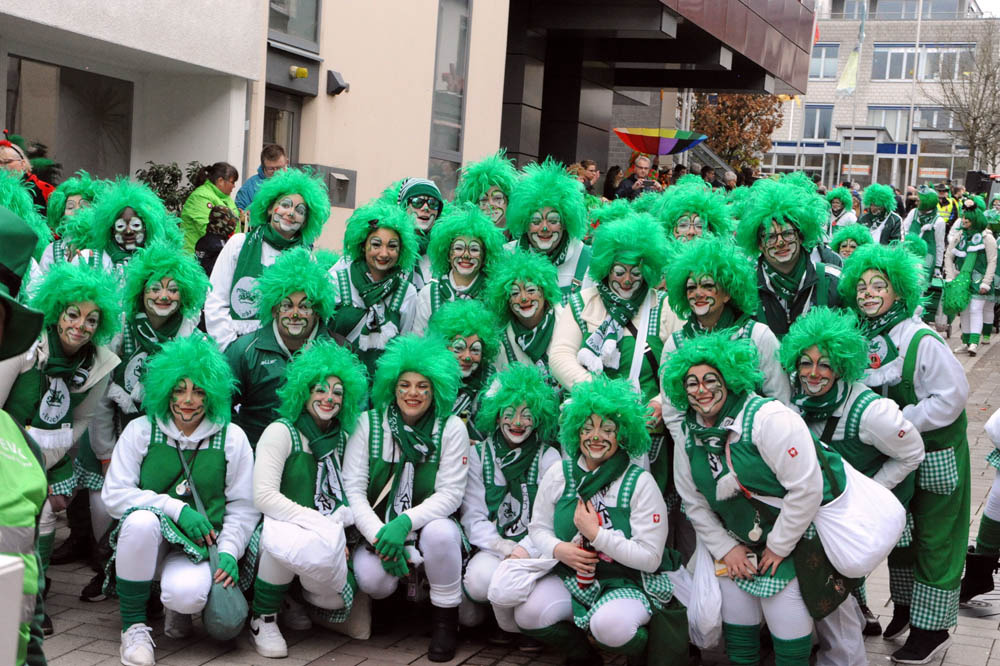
462, 456, 468, 465
898, 430, 906, 438
652, 514, 661, 523
788, 447, 798, 458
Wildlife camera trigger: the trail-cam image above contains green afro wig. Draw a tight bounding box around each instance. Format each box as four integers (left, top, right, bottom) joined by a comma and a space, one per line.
0, 169, 51, 254
736, 178, 827, 256
903, 233, 928, 259
342, 198, 419, 272
664, 235, 759, 318
589, 212, 669, 286
826, 187, 853, 213
313, 248, 340, 272
779, 171, 818, 195
660, 331, 763, 410
249, 167, 330, 245
726, 186, 752, 221
830, 224, 874, 254
674, 173, 710, 190
917, 187, 939, 212
142, 335, 235, 425
630, 190, 664, 215
475, 362, 560, 441
85, 179, 170, 253
588, 198, 632, 229
379, 178, 405, 205
30, 262, 122, 345
483, 248, 561, 324
960, 196, 988, 232
427, 202, 506, 276
839, 243, 926, 317
254, 246, 338, 325
455, 150, 519, 205
862, 183, 896, 211
655, 183, 732, 236
507, 158, 587, 242
276, 338, 369, 432
558, 375, 651, 458
124, 238, 209, 320
47, 171, 105, 231
779, 307, 869, 383
371, 334, 461, 421
427, 298, 501, 363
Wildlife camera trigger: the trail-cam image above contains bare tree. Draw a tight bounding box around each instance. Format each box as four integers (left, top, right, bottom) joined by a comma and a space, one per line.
924, 18, 1000, 171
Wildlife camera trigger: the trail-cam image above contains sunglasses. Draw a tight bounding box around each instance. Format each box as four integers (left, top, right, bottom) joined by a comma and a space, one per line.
407, 195, 442, 212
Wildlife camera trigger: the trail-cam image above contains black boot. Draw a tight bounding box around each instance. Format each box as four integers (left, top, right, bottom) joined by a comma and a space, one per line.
891, 627, 951, 664
427, 605, 459, 662
859, 603, 883, 636
50, 493, 95, 566
80, 570, 106, 602
960, 547, 999, 603
883, 604, 910, 641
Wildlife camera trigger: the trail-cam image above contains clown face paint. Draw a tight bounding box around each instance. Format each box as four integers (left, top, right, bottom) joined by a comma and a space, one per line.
170, 378, 206, 433
499, 403, 534, 446
758, 220, 801, 272
578, 414, 619, 470
449, 236, 483, 281
274, 291, 317, 342
396, 371, 433, 424
528, 207, 563, 255
870, 205, 885, 217
855, 268, 898, 318
838, 239, 859, 259
269, 193, 307, 239
508, 281, 546, 327
306, 375, 344, 430
113, 207, 146, 252
364, 228, 401, 280
144, 277, 181, 324
57, 302, 101, 355
406, 196, 441, 232
683, 364, 728, 425
797, 345, 837, 396
449, 334, 483, 378
608, 263, 643, 299
64, 194, 89, 218
830, 198, 844, 215
478, 186, 508, 226
674, 214, 705, 241
993, 199, 1000, 212
685, 275, 731, 326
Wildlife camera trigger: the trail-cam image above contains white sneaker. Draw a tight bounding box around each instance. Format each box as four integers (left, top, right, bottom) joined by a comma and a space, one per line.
969, 343, 979, 356
163, 609, 193, 639
120, 623, 156, 666
250, 614, 288, 658
281, 597, 312, 631
953, 343, 968, 353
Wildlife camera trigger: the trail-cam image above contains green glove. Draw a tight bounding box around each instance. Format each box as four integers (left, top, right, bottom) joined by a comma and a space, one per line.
216, 552, 239, 583
374, 515, 412, 559
380, 550, 410, 577
177, 506, 214, 542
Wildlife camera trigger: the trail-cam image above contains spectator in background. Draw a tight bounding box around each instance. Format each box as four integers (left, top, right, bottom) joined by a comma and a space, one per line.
723, 170, 738, 191
0, 135, 53, 210
235, 144, 288, 211
180, 162, 239, 254
701, 165, 719, 188
580, 159, 600, 195
614, 155, 662, 200
602, 165, 623, 200
672, 163, 688, 185
566, 163, 588, 185
739, 166, 755, 187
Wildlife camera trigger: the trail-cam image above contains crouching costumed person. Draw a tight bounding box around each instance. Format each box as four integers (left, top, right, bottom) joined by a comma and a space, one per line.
342, 334, 469, 661
248, 340, 369, 658
102, 336, 257, 666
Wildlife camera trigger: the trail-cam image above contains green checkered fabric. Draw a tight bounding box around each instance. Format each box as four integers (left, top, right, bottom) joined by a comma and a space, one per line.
640, 569, 675, 607
735, 573, 792, 598
49, 473, 78, 496
72, 457, 104, 492
897, 513, 914, 548
911, 581, 959, 630
987, 448, 1000, 471
563, 579, 653, 630
802, 524, 817, 540
889, 565, 915, 605
309, 574, 356, 624
918, 448, 959, 495
238, 521, 263, 592
852, 581, 868, 606
48, 454, 77, 496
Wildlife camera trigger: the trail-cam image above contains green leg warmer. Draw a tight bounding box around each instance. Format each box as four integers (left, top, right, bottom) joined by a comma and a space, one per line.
36, 532, 54, 575
595, 626, 647, 657
771, 634, 813, 666
723, 622, 760, 666
252, 578, 290, 617
962, 333, 970, 344
521, 621, 593, 660
117, 577, 153, 630
970, 332, 982, 344
852, 580, 868, 606
977, 515, 1000, 555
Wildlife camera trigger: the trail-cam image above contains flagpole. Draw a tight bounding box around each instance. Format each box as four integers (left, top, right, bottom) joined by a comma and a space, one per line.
845, 0, 868, 184
903, 0, 924, 189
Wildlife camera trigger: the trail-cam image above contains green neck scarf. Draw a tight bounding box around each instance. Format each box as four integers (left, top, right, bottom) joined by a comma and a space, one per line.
130, 310, 183, 355
685, 391, 747, 453
44, 326, 94, 390
348, 260, 406, 351
509, 306, 556, 363
386, 402, 437, 464
518, 232, 572, 267
860, 300, 909, 366
792, 379, 849, 422
682, 304, 750, 338
762, 252, 807, 306
230, 226, 302, 320
294, 412, 341, 461
293, 413, 347, 516
416, 228, 431, 255
106, 242, 135, 265
487, 430, 542, 532
580, 281, 647, 370
570, 448, 630, 504
438, 270, 486, 302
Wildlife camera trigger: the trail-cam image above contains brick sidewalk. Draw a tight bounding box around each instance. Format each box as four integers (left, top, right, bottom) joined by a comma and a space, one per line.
40, 341, 1000, 666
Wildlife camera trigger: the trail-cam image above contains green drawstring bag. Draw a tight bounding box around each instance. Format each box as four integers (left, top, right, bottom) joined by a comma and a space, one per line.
178, 435, 249, 640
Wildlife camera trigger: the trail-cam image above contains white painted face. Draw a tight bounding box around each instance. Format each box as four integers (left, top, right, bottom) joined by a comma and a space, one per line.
758, 220, 801, 270
365, 228, 401, 277
838, 239, 859, 259
855, 268, 898, 318
684, 364, 728, 420
64, 194, 89, 218
797, 346, 837, 396
478, 186, 508, 226
306, 375, 344, 426
449, 236, 483, 278
608, 262, 643, 299
528, 207, 563, 254
144, 277, 181, 319
499, 403, 534, 446
449, 334, 483, 378
406, 195, 442, 232
269, 194, 307, 239
273, 291, 317, 341
113, 207, 146, 251
830, 198, 844, 214
170, 378, 206, 429
508, 281, 544, 323
58, 302, 101, 354
578, 414, 619, 468
685, 274, 730, 319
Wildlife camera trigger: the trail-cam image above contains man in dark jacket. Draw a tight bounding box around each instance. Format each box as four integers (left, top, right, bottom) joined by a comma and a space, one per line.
234, 144, 287, 210
614, 155, 662, 201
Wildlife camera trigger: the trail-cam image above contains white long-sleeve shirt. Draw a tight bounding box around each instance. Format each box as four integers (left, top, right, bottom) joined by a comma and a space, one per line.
102, 416, 259, 560
528, 457, 667, 573
342, 410, 469, 545
26, 246, 115, 300
411, 273, 476, 336
502, 239, 596, 296
328, 258, 418, 343
205, 232, 283, 349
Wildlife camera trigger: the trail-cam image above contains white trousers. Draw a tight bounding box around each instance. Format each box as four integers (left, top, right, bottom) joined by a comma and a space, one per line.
961, 298, 986, 338
462, 550, 517, 632
718, 577, 813, 640
115, 510, 212, 614
90, 490, 113, 541
985, 472, 1000, 522
353, 518, 463, 607
814, 596, 868, 666
513, 574, 650, 648
257, 523, 347, 610
39, 500, 56, 537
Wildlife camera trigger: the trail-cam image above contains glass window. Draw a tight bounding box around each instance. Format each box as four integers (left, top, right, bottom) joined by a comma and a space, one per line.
810, 45, 840, 80
872, 46, 916, 81
867, 107, 910, 141
804, 106, 834, 140
263, 89, 302, 163
427, 0, 470, 198
269, 0, 319, 52
923, 0, 959, 18
919, 45, 975, 81
877, 0, 920, 19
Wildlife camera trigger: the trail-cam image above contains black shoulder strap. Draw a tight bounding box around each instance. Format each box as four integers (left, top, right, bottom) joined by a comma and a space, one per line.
624, 320, 659, 376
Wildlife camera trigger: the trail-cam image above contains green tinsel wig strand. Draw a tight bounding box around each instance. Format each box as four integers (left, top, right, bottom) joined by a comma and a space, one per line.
674, 174, 709, 189
558, 375, 651, 458
254, 246, 338, 324
588, 212, 669, 286
961, 196, 988, 232
826, 187, 853, 212
736, 178, 827, 256
918, 188, 938, 211
830, 224, 874, 253
427, 202, 506, 276
838, 242, 926, 317
427, 298, 501, 362
654, 183, 732, 236
630, 190, 664, 215
779, 171, 818, 195
342, 198, 419, 272
778, 306, 869, 383
660, 331, 763, 410
665, 235, 759, 318
726, 186, 752, 221
249, 167, 330, 245
475, 362, 560, 441
507, 157, 587, 242
30, 262, 122, 345
0, 169, 51, 253
85, 179, 170, 253
276, 338, 369, 434
454, 150, 519, 205
862, 183, 896, 210
142, 335, 235, 425
124, 238, 209, 320
47, 170, 105, 231
588, 198, 633, 228
371, 334, 461, 421
482, 248, 562, 324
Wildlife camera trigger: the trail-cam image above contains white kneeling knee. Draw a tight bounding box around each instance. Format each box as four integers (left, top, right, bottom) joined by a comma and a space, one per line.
463, 552, 501, 603
159, 555, 212, 615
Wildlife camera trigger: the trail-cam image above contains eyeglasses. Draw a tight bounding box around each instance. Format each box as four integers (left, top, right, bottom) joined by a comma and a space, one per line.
684, 374, 722, 394
449, 338, 483, 356
675, 218, 704, 233
478, 192, 508, 206
762, 229, 798, 246
278, 300, 314, 315
529, 211, 562, 226
407, 195, 442, 212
